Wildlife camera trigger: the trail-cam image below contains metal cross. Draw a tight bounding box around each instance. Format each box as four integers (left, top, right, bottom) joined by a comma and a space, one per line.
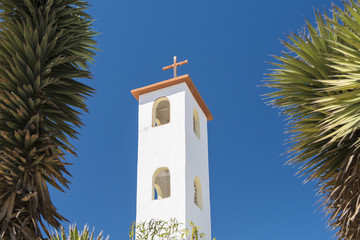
162, 56, 188, 78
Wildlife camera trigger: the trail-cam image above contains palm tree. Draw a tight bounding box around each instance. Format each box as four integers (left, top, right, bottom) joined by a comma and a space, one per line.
265, 0, 360, 238
0, 0, 97, 239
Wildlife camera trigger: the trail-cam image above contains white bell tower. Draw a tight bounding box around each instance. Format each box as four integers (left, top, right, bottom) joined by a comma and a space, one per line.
131, 67, 213, 238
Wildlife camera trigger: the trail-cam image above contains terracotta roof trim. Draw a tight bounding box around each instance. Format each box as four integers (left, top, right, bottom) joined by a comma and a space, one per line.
131, 74, 213, 121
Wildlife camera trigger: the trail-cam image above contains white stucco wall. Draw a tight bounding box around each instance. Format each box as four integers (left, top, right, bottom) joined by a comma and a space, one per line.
135, 82, 211, 239
184, 86, 212, 239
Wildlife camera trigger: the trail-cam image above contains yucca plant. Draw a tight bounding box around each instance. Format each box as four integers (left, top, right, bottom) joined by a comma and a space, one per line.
265, 0, 360, 238
50, 225, 108, 240
0, 0, 97, 239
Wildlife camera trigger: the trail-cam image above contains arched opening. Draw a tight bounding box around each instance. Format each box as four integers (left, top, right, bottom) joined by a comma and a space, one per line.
194, 176, 203, 209
152, 167, 171, 200
153, 97, 170, 127
193, 108, 200, 139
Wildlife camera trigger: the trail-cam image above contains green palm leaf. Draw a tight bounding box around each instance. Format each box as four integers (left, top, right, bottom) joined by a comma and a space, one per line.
50, 225, 108, 240
265, 0, 360, 238
0, 0, 97, 239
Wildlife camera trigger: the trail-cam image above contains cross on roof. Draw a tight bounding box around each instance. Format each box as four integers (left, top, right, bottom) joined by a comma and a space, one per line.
162, 56, 188, 78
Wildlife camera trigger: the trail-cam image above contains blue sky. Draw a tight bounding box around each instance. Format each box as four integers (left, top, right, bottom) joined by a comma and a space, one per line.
50, 0, 344, 239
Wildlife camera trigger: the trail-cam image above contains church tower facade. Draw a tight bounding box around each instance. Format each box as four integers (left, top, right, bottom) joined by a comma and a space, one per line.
131, 73, 213, 238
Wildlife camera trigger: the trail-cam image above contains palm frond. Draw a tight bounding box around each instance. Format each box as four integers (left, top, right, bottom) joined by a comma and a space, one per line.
265, 1, 360, 238
50, 224, 108, 240
0, 0, 97, 239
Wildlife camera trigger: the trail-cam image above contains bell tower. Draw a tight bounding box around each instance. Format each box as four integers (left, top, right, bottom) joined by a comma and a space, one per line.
131, 58, 213, 238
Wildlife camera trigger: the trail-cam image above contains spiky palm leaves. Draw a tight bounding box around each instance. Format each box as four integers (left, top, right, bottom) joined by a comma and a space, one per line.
0, 0, 96, 239
51, 225, 108, 240
265, 0, 360, 239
